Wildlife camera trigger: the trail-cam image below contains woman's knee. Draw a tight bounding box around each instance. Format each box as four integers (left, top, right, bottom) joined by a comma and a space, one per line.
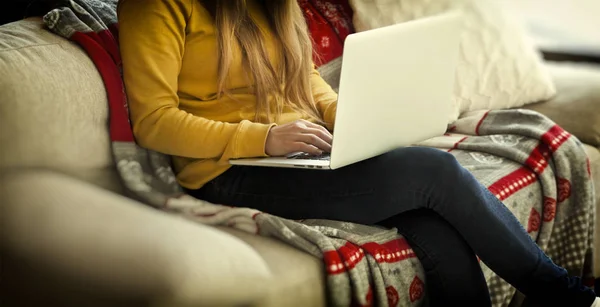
384, 147, 462, 179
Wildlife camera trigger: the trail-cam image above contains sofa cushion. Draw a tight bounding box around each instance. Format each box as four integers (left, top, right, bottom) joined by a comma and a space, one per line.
0, 170, 272, 306
523, 62, 600, 147
218, 227, 327, 307
0, 18, 121, 192
348, 0, 556, 123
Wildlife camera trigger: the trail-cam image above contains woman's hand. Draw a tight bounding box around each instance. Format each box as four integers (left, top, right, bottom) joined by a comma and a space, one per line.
265, 119, 333, 156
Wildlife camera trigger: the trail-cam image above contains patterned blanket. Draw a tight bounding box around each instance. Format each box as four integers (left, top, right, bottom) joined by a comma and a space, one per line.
43, 1, 595, 306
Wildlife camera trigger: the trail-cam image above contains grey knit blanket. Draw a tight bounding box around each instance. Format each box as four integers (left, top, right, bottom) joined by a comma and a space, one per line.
44, 1, 595, 306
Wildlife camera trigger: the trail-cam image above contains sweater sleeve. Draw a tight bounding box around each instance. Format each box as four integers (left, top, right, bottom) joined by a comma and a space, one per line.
118, 0, 274, 161
310, 66, 338, 131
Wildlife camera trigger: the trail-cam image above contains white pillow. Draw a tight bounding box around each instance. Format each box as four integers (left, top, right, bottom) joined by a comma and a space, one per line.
349, 0, 556, 123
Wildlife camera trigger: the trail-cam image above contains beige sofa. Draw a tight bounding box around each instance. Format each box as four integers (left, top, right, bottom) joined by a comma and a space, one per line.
1, 18, 599, 306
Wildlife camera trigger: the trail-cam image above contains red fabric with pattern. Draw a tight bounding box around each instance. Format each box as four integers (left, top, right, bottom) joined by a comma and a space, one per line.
386, 286, 400, 306
409, 276, 425, 302
364, 286, 373, 307
557, 178, 572, 203
299, 0, 355, 66
528, 208, 541, 233
542, 196, 557, 222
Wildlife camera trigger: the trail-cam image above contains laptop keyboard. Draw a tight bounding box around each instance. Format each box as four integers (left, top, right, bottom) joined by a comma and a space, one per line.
286, 152, 331, 160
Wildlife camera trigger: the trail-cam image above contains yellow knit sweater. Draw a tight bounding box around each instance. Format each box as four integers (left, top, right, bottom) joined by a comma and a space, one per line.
118, 0, 338, 189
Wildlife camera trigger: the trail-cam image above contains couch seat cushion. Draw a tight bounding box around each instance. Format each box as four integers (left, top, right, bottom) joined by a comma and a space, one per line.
1, 170, 272, 306
218, 227, 327, 307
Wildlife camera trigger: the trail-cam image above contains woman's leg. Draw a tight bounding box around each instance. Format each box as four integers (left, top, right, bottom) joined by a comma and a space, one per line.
193, 147, 596, 307
378, 209, 491, 306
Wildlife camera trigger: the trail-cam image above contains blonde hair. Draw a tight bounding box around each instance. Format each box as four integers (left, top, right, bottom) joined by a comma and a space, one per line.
201, 0, 322, 124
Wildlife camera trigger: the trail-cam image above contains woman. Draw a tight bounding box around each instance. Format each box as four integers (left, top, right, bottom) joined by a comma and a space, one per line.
117, 0, 598, 306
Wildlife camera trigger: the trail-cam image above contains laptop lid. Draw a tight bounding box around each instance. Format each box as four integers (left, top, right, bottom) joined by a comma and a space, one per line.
329, 12, 462, 169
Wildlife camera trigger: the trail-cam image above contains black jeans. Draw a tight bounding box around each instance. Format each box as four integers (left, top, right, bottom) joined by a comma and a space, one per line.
191, 147, 596, 307
379, 209, 491, 305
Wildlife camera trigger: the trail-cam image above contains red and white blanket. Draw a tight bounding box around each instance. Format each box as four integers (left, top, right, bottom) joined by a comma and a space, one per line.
44, 1, 595, 306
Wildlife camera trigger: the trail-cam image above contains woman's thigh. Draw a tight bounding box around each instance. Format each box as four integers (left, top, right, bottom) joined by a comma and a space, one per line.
194, 146, 461, 224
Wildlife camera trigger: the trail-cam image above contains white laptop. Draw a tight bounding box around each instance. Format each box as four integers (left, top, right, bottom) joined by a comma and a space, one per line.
230, 12, 462, 170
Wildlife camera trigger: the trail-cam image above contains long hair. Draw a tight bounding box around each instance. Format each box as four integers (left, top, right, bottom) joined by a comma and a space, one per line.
201, 0, 322, 124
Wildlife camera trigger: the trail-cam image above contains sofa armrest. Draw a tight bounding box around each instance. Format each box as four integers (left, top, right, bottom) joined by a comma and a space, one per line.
522, 61, 600, 147
0, 169, 272, 307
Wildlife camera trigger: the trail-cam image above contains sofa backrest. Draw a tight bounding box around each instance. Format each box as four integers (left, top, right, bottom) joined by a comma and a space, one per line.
0, 18, 122, 192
